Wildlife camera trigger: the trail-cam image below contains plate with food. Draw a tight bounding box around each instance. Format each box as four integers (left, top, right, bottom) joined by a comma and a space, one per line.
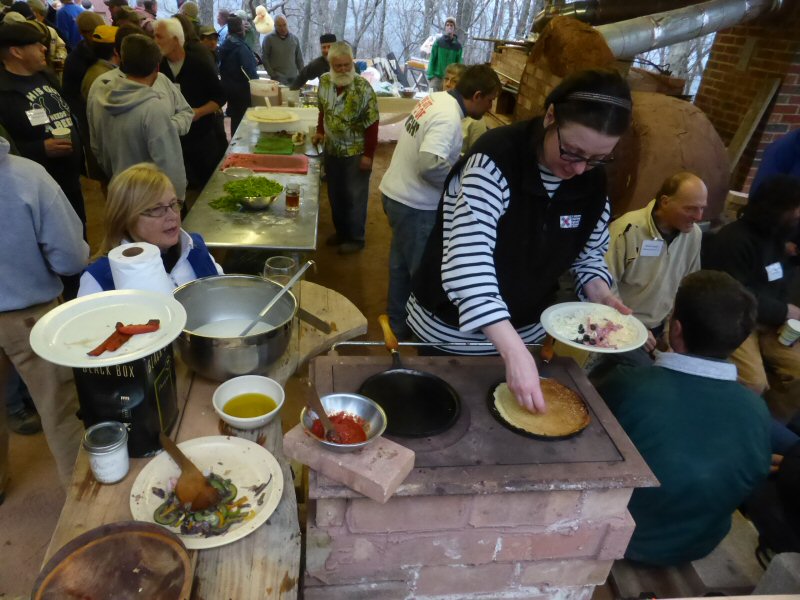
29, 289, 187, 368
488, 379, 590, 440
247, 107, 299, 123
130, 436, 284, 550
540, 302, 648, 354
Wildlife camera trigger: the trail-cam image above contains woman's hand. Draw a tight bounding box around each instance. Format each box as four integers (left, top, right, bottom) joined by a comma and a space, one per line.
484, 320, 546, 413
583, 278, 632, 315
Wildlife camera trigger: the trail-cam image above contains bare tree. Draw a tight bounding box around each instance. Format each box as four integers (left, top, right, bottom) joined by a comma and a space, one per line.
333, 0, 348, 40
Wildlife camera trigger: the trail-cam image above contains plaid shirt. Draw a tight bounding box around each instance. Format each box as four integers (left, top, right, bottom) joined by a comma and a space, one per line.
318, 73, 379, 157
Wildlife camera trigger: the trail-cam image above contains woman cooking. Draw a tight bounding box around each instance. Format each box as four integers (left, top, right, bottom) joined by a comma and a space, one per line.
78, 163, 222, 296
408, 68, 632, 414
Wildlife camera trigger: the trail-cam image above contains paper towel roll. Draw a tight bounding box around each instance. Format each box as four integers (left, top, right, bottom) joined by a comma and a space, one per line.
109, 242, 174, 295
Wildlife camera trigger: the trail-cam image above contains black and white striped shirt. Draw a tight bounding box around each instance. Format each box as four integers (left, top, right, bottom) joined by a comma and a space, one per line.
407, 154, 613, 354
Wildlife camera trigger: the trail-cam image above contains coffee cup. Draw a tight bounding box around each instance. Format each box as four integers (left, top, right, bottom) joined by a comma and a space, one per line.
51, 127, 71, 140
778, 319, 800, 346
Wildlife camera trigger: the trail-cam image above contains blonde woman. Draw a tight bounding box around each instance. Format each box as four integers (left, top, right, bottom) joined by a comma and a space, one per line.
78, 163, 222, 296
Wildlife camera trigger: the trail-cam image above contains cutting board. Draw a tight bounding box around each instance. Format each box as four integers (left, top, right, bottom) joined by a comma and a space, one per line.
222, 153, 308, 174
253, 135, 295, 155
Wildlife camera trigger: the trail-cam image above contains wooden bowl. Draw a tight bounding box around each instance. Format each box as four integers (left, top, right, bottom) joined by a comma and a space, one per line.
32, 521, 192, 600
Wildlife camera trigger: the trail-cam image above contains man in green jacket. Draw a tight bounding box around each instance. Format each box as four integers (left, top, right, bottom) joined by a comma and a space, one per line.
597, 270, 772, 565
426, 16, 462, 92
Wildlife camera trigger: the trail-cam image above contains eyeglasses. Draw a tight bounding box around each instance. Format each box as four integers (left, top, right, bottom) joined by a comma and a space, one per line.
140, 199, 183, 218
555, 125, 614, 167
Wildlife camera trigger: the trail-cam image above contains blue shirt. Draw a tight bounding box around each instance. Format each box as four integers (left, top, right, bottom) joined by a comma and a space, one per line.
56, 3, 84, 51
751, 129, 800, 193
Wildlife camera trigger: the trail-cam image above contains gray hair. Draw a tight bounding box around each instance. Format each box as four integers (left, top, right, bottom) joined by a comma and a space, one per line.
327, 41, 353, 62
157, 18, 185, 46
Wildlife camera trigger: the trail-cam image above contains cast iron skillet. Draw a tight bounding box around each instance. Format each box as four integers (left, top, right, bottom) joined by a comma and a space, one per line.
358, 316, 460, 438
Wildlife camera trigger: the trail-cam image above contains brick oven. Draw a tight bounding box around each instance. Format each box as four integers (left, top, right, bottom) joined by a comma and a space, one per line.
303, 355, 657, 599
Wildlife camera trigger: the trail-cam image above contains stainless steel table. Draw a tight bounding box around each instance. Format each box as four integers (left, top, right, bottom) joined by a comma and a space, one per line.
182, 116, 321, 251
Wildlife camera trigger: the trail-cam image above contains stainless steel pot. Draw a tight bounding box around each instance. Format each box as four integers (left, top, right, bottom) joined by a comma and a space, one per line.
172, 275, 297, 381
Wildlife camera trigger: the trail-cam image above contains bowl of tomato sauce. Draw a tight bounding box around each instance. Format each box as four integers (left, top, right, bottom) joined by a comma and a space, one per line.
300, 393, 387, 453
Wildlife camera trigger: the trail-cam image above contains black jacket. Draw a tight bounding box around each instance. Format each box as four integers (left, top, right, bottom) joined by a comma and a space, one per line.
412, 118, 608, 328
703, 216, 790, 326
291, 55, 329, 90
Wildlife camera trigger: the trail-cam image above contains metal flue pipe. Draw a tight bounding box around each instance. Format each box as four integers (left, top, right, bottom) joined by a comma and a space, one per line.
533, 0, 703, 32
596, 0, 783, 58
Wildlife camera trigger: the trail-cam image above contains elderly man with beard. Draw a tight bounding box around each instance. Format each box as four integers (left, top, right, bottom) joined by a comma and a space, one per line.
312, 41, 379, 254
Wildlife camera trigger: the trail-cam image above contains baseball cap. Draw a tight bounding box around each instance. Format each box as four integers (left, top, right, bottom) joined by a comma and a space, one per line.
116, 5, 140, 22
0, 22, 45, 46
198, 25, 218, 38
77, 10, 105, 33
92, 24, 118, 43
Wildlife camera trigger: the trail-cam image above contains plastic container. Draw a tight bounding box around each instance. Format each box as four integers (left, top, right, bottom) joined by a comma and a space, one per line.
83, 421, 130, 484
250, 78, 280, 107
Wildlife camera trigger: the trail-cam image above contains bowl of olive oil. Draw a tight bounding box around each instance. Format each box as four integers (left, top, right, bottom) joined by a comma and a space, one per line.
212, 375, 285, 429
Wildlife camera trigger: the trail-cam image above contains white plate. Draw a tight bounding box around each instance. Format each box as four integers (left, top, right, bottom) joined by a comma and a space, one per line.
129, 436, 284, 550
540, 301, 648, 354
29, 290, 187, 368
247, 107, 299, 123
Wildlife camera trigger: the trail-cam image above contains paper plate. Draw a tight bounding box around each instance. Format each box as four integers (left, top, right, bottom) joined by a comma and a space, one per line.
130, 436, 284, 550
29, 289, 187, 368
540, 302, 648, 354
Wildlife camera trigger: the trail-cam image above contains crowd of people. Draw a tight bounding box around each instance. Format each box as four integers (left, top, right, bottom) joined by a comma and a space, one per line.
0, 0, 799, 575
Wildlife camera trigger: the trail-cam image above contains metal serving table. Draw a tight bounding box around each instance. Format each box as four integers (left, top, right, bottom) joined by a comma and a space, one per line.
182, 115, 321, 251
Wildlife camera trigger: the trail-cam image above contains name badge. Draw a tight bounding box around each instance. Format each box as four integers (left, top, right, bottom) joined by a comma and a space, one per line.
639, 239, 664, 257
26, 107, 49, 127
766, 262, 783, 282
560, 215, 581, 229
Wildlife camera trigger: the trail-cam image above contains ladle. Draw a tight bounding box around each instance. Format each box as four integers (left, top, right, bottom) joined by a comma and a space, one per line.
306, 383, 343, 443
158, 432, 220, 511
238, 259, 314, 336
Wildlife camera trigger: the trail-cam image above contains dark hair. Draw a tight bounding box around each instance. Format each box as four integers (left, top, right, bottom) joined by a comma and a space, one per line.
115, 25, 145, 58
92, 40, 115, 60
545, 68, 632, 136
456, 64, 501, 99
673, 270, 756, 359
227, 15, 244, 36
174, 13, 199, 43
742, 174, 800, 231
120, 33, 161, 77
143, 0, 156, 12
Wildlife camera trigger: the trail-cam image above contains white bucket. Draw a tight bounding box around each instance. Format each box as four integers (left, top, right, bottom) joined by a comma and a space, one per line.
250, 79, 280, 107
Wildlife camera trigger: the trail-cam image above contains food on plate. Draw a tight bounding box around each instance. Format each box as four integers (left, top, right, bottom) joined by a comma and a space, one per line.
87, 319, 161, 356
310, 412, 368, 444
549, 306, 640, 350
210, 176, 284, 212
493, 380, 590, 438
248, 108, 297, 123
291, 131, 305, 145
152, 472, 258, 536
223, 392, 277, 418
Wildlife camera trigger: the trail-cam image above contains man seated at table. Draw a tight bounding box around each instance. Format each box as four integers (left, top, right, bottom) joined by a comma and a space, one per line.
597, 270, 772, 566
602, 171, 706, 366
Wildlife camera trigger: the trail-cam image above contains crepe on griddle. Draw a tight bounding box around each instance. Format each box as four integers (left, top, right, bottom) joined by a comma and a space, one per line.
493, 380, 590, 437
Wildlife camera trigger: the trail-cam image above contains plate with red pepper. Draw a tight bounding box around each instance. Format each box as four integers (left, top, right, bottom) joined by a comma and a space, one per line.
29, 289, 187, 368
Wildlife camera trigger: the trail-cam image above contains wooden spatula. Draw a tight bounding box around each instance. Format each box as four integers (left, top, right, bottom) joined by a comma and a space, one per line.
158, 433, 220, 511
306, 383, 342, 443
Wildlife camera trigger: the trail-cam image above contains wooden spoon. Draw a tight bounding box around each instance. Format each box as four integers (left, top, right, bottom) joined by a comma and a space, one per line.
306, 384, 342, 443
158, 433, 220, 511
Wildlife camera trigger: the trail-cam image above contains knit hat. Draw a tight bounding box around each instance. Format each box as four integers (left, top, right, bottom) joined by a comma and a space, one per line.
104, 0, 128, 6
116, 5, 140, 23
3, 10, 27, 23
92, 24, 118, 43
320, 33, 335, 44
76, 10, 105, 32
179, 0, 197, 19
9, 0, 33, 19
444, 16, 456, 26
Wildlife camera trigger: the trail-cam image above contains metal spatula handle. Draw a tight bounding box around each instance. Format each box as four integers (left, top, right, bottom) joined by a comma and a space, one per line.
238, 259, 314, 336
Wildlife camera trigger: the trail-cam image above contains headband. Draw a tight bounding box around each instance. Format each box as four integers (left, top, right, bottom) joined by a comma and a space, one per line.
565, 91, 632, 111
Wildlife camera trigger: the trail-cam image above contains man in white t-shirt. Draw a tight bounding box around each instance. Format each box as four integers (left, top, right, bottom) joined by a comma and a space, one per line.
380, 64, 500, 337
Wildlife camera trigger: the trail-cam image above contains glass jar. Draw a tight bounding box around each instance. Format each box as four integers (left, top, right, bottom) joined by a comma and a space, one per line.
83, 421, 130, 484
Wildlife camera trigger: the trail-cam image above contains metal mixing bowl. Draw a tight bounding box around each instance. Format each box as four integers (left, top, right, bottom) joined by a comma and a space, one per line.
300, 393, 387, 453
172, 275, 297, 381
240, 194, 280, 210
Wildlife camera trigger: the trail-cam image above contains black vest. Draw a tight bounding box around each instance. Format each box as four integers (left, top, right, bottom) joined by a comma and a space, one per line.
412, 118, 608, 328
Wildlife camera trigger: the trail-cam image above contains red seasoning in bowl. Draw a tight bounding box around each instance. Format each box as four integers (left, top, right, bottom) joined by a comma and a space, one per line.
311, 412, 368, 444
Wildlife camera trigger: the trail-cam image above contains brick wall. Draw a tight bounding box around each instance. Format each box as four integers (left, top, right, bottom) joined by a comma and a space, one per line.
304, 488, 635, 599
694, 5, 800, 190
